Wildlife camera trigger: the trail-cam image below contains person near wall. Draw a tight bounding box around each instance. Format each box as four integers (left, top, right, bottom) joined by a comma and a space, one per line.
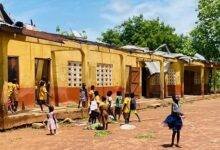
78, 83, 88, 108
122, 93, 131, 124
106, 90, 115, 119
7, 78, 19, 113
129, 93, 141, 122
164, 95, 184, 148
38, 81, 50, 112
99, 96, 109, 130
114, 91, 123, 121
88, 85, 95, 106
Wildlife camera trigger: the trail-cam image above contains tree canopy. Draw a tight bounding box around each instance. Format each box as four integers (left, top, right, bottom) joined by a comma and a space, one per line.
190, 0, 220, 61
99, 15, 183, 53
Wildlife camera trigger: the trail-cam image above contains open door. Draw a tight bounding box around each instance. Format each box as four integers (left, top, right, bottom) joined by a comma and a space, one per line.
130, 67, 140, 97
35, 58, 51, 103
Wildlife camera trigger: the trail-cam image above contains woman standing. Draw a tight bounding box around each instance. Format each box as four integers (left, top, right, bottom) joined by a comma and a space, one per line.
164, 95, 184, 147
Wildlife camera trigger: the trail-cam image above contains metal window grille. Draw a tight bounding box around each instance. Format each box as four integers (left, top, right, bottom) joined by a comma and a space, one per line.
168, 69, 176, 85
67, 61, 82, 87
96, 64, 113, 86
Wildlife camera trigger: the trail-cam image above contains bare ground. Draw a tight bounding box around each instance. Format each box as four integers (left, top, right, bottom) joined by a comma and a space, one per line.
0, 98, 220, 150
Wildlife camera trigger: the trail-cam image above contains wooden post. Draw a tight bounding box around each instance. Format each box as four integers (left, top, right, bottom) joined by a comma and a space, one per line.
180, 63, 184, 98
160, 60, 165, 99
200, 67, 205, 97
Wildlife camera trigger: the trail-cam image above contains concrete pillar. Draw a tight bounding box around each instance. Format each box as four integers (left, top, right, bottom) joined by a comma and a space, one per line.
200, 67, 205, 96
160, 60, 165, 99
180, 63, 184, 98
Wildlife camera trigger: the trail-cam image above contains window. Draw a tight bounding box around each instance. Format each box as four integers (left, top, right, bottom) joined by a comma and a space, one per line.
167, 69, 176, 85
194, 72, 200, 85
8, 57, 19, 83
67, 61, 82, 87
151, 74, 160, 85
96, 64, 113, 86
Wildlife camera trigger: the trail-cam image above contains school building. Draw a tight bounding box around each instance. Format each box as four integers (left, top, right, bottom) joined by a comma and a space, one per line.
0, 4, 220, 129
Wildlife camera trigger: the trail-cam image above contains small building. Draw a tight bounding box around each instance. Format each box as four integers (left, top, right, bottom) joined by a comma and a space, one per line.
0, 4, 219, 129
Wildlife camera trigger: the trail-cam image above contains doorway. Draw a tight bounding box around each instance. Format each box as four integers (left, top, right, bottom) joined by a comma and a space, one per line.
35, 58, 51, 103
184, 70, 194, 95
142, 66, 150, 97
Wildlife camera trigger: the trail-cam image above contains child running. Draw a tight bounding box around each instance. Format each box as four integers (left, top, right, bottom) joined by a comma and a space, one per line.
47, 105, 58, 135
114, 91, 123, 121
164, 95, 184, 147
122, 93, 131, 124
130, 93, 141, 122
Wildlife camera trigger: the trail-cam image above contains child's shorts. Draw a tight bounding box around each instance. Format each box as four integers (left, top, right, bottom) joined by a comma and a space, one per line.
37, 100, 47, 105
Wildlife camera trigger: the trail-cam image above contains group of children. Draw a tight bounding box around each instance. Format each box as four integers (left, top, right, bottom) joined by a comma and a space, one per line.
85, 85, 141, 130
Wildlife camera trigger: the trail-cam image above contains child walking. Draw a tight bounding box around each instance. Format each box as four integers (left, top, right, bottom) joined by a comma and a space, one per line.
47, 105, 58, 135
122, 93, 131, 124
130, 93, 141, 122
114, 91, 123, 121
164, 95, 184, 147
37, 81, 50, 112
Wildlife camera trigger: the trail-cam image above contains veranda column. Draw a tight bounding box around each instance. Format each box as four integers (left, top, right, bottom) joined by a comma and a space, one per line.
160, 60, 165, 99
200, 67, 205, 97
180, 63, 184, 98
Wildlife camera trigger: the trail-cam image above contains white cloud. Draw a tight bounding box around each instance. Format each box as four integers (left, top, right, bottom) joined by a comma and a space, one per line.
101, 0, 199, 35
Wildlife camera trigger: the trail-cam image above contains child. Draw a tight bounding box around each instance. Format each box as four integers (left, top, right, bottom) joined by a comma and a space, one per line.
47, 105, 58, 135
89, 85, 95, 103
130, 93, 141, 122
78, 83, 88, 108
122, 93, 131, 124
164, 95, 184, 147
89, 96, 99, 124
114, 91, 123, 121
38, 81, 50, 112
106, 91, 114, 118
99, 96, 109, 130
7, 79, 19, 113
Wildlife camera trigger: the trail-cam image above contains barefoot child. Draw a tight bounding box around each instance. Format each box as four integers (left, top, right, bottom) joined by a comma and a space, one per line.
106, 91, 114, 119
89, 96, 99, 124
130, 93, 141, 122
122, 93, 131, 124
114, 91, 123, 121
99, 96, 109, 130
47, 105, 58, 135
164, 95, 184, 147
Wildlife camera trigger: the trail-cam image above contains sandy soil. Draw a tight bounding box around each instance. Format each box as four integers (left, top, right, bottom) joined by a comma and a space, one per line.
0, 98, 220, 150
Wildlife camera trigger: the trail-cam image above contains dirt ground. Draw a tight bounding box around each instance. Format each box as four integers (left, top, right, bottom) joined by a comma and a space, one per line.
0, 98, 220, 150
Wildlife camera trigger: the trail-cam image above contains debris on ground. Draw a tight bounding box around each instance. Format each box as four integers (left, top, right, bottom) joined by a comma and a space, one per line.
94, 130, 111, 137
84, 123, 103, 130
32, 123, 45, 129
59, 118, 74, 124
120, 124, 136, 130
135, 131, 155, 140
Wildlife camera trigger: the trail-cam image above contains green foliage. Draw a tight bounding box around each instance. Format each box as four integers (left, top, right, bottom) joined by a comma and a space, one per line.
94, 130, 111, 137
99, 15, 183, 52
135, 131, 155, 140
190, 0, 220, 61
176, 36, 197, 56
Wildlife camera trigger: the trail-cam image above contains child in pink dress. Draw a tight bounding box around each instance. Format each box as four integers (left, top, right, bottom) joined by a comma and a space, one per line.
47, 105, 58, 135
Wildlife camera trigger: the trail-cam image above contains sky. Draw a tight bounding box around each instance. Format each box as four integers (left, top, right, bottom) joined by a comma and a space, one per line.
0, 0, 198, 41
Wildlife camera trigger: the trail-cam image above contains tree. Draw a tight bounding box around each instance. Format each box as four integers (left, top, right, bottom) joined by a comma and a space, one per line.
190, 0, 220, 61
99, 15, 183, 52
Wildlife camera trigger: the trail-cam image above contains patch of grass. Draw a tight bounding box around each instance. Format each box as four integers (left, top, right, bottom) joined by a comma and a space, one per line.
94, 130, 111, 138
135, 131, 155, 140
